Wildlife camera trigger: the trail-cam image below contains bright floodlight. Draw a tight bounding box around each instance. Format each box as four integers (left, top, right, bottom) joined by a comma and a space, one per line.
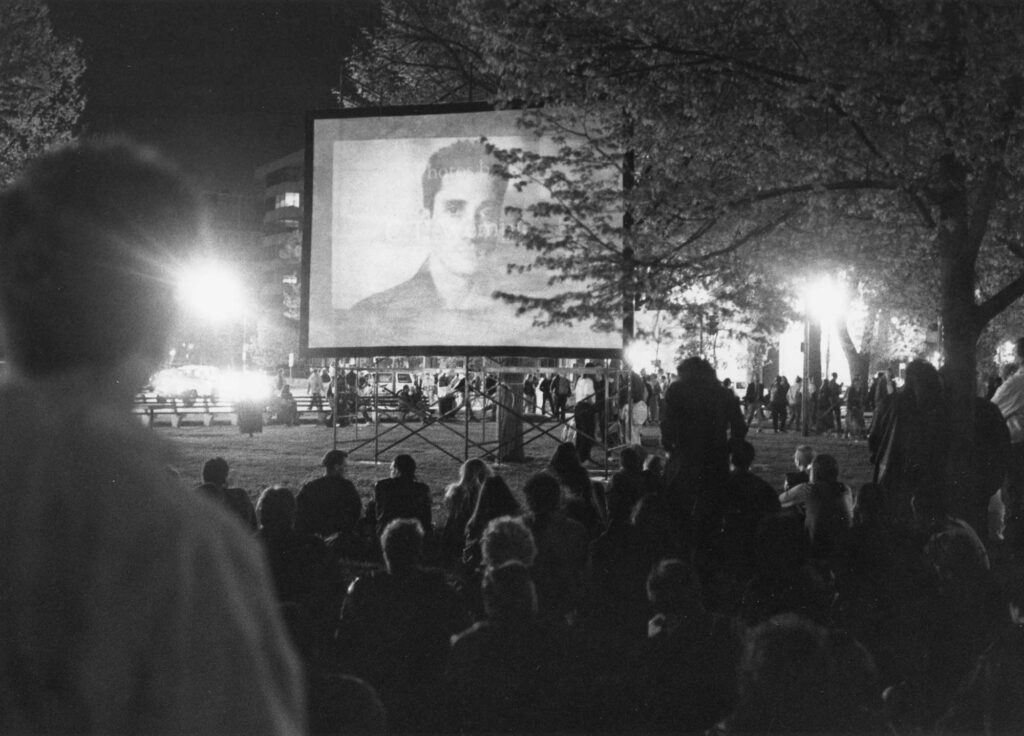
624, 341, 657, 371
803, 276, 845, 325
177, 260, 246, 324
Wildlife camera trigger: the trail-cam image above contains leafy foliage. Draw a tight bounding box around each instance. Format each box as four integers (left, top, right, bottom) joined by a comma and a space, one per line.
0, 1, 83, 184
346, 1, 1024, 394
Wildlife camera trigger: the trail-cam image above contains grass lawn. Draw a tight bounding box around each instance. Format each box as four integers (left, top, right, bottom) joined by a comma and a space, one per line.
159, 415, 876, 520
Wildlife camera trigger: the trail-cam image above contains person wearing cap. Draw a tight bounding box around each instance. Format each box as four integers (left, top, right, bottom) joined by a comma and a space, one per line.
296, 449, 363, 543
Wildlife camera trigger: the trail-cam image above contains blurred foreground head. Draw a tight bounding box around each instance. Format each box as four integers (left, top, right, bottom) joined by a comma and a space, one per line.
0, 139, 199, 381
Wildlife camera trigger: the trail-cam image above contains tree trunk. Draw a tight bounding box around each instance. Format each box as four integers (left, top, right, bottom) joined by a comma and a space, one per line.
936, 158, 979, 520
838, 320, 871, 384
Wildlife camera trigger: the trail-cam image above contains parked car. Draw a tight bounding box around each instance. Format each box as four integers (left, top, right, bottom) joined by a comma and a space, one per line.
145, 364, 221, 404
141, 365, 273, 405
363, 371, 416, 396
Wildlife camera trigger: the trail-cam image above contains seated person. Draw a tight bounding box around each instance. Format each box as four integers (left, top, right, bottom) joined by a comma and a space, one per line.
256, 485, 341, 658
276, 384, 299, 425
716, 440, 782, 577
195, 456, 257, 531
779, 454, 853, 559
373, 454, 433, 538
783, 444, 814, 492
338, 519, 469, 733
296, 450, 364, 557
447, 561, 588, 734
623, 559, 743, 734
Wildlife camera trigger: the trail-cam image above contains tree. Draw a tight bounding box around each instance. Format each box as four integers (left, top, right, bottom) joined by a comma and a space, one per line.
0, 1, 84, 184
351, 2, 1024, 510
457, 0, 1024, 514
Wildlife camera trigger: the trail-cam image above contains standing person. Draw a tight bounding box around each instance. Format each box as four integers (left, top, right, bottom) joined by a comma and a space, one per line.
0, 140, 303, 732
818, 373, 840, 433
573, 367, 598, 463
538, 373, 552, 416
828, 373, 844, 433
660, 357, 748, 549
787, 376, 804, 431
868, 358, 951, 525
768, 375, 789, 433
991, 337, 1024, 555
872, 371, 891, 411
523, 372, 537, 414
307, 366, 325, 411
620, 370, 650, 447
743, 376, 765, 430
845, 375, 867, 439
554, 372, 572, 422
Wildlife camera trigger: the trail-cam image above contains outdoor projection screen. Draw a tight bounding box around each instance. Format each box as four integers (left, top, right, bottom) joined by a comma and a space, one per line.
302, 104, 622, 358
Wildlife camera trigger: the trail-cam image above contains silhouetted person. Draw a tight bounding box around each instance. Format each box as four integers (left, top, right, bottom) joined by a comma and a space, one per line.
256, 485, 341, 662
718, 614, 879, 734
714, 440, 782, 581
606, 445, 648, 517
0, 140, 303, 732
626, 559, 743, 734
937, 570, 1024, 734
439, 457, 492, 569
296, 449, 363, 548
661, 356, 747, 549
523, 471, 589, 625
462, 475, 522, 574
307, 673, 387, 736
196, 456, 258, 531
372, 454, 432, 538
338, 519, 469, 733
740, 513, 831, 626
869, 358, 951, 524
547, 442, 603, 538
581, 462, 655, 658
447, 561, 588, 733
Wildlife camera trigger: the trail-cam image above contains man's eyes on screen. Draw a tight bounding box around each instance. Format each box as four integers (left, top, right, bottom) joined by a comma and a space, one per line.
477, 203, 499, 221
443, 200, 466, 215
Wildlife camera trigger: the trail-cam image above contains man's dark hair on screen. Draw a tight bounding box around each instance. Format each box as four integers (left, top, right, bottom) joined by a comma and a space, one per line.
421, 139, 509, 211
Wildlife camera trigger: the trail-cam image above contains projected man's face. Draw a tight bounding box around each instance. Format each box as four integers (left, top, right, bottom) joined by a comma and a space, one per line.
427, 170, 505, 278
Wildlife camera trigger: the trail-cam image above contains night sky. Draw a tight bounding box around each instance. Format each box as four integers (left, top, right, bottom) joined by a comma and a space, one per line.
47, 0, 377, 196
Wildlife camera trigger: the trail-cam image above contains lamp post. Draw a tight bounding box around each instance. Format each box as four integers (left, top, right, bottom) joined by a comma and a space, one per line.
801, 275, 846, 437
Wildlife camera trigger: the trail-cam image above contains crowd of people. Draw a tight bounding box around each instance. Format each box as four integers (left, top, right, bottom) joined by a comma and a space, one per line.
6, 139, 1024, 735
203, 380, 1024, 734
190, 358, 1021, 734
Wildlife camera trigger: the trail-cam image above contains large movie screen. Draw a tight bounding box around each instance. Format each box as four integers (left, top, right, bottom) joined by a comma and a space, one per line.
302, 105, 621, 357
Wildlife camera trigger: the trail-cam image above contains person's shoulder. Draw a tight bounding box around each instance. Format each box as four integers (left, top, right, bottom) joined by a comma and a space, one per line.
348, 262, 435, 312
347, 568, 390, 597
298, 475, 327, 495
340, 477, 359, 496
413, 479, 431, 495
451, 620, 491, 649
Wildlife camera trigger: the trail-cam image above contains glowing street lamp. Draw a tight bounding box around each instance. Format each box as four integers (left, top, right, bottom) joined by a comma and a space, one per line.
176, 259, 250, 368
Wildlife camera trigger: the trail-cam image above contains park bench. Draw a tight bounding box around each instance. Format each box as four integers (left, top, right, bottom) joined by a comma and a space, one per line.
132, 396, 241, 428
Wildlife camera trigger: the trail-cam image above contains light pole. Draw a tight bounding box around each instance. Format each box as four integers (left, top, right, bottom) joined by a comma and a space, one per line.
801, 275, 846, 437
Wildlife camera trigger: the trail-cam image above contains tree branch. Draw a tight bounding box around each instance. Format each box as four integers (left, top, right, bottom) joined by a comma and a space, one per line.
977, 269, 1024, 328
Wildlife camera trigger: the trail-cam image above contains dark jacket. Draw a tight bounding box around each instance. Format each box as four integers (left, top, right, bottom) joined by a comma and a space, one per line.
373, 476, 433, 536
